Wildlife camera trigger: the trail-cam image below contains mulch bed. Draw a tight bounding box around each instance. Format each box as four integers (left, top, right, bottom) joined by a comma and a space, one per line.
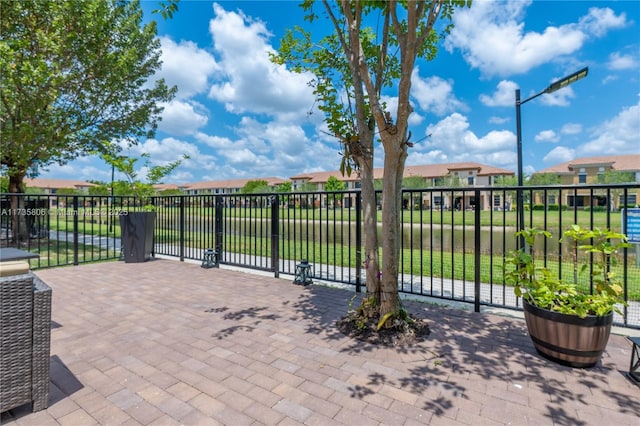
336, 315, 431, 347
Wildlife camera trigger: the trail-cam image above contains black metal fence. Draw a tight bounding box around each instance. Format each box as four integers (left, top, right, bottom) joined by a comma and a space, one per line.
2, 183, 639, 328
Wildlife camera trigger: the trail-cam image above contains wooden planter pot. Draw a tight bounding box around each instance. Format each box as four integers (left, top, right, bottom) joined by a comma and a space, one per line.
523, 299, 613, 368
119, 212, 156, 263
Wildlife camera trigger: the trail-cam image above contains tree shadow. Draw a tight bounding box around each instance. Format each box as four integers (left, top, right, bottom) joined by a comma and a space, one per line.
287, 282, 640, 424
205, 305, 281, 339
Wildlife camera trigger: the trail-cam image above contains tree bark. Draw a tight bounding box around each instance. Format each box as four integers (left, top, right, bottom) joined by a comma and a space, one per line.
8, 171, 28, 244
358, 146, 381, 302
379, 135, 408, 318
334, 0, 382, 306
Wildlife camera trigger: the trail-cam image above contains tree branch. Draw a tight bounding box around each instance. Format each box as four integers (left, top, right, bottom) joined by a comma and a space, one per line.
373, 4, 390, 95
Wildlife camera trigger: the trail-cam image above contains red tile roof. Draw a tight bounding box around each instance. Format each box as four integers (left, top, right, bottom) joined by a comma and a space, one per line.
185, 177, 286, 191
537, 154, 640, 174
24, 178, 96, 189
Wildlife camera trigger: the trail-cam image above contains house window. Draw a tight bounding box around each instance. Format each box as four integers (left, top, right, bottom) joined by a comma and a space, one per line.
493, 196, 501, 207
549, 195, 556, 204
468, 177, 474, 185
434, 196, 443, 206
578, 174, 587, 184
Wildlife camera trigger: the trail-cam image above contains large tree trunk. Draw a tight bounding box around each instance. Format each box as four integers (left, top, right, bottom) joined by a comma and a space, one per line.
335, 0, 382, 307
8, 171, 28, 244
358, 148, 381, 302
379, 135, 408, 319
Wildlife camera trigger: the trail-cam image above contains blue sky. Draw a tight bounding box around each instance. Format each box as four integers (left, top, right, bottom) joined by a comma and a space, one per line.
41, 0, 640, 184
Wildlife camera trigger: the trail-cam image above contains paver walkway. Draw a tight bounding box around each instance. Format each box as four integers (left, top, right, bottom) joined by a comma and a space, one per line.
2, 259, 639, 425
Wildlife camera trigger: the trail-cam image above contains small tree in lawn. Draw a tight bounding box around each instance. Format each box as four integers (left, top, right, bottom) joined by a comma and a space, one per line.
101, 152, 187, 210
325, 176, 347, 192
273, 0, 470, 327
275, 182, 293, 193
325, 175, 347, 207
242, 180, 271, 194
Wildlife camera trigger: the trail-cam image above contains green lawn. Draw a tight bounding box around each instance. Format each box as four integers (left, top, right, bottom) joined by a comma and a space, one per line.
40, 207, 639, 300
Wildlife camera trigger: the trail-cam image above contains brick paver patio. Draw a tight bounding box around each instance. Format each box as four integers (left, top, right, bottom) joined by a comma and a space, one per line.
2, 259, 639, 425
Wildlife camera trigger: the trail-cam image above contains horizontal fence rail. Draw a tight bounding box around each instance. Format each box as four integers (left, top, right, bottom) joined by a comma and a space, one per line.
2, 183, 639, 328
1, 194, 133, 267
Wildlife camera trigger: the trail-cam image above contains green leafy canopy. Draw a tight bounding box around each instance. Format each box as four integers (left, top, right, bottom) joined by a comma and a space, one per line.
0, 0, 176, 187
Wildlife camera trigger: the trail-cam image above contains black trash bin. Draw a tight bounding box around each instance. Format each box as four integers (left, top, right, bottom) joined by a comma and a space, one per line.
119, 211, 155, 263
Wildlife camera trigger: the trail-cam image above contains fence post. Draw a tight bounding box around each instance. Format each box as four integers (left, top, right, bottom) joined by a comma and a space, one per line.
73, 196, 79, 266
474, 189, 481, 312
355, 191, 362, 293
270, 195, 279, 278
215, 195, 223, 264
179, 197, 185, 262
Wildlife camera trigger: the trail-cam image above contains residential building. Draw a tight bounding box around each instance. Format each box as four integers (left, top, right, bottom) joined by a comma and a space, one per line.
290, 171, 362, 192
23, 178, 96, 194
22, 178, 97, 208
292, 162, 515, 210
533, 154, 640, 209
404, 162, 514, 210
16, 161, 519, 210
183, 177, 286, 195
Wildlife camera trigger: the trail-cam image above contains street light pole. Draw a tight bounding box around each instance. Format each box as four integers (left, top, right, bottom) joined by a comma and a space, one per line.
514, 67, 589, 249
515, 88, 524, 247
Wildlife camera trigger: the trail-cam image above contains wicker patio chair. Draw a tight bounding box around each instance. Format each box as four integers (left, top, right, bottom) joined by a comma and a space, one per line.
0, 263, 52, 413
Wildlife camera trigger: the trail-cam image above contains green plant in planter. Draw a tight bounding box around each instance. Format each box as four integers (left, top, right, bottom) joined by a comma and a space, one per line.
505, 225, 630, 318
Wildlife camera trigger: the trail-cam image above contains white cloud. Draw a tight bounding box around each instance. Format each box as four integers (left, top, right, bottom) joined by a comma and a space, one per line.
561, 123, 582, 135
195, 132, 235, 150
543, 146, 575, 165
408, 112, 424, 126
607, 51, 638, 70
411, 69, 466, 116
540, 103, 640, 167
414, 113, 516, 170
122, 137, 216, 183
489, 116, 510, 125
39, 137, 215, 184
43, 163, 113, 182
193, 116, 340, 180
578, 7, 628, 37
407, 150, 449, 165
381, 95, 399, 120
446, 2, 628, 77
233, 117, 311, 155
126, 137, 200, 162
534, 130, 559, 143
579, 102, 640, 155
159, 37, 219, 99
159, 101, 209, 136
480, 80, 518, 107
539, 86, 576, 107
207, 3, 315, 120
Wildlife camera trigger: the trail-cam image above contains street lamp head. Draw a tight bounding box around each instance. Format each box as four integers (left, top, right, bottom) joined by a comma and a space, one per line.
545, 67, 589, 94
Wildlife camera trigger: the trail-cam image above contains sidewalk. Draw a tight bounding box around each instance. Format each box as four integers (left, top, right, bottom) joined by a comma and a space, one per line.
2, 259, 639, 425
